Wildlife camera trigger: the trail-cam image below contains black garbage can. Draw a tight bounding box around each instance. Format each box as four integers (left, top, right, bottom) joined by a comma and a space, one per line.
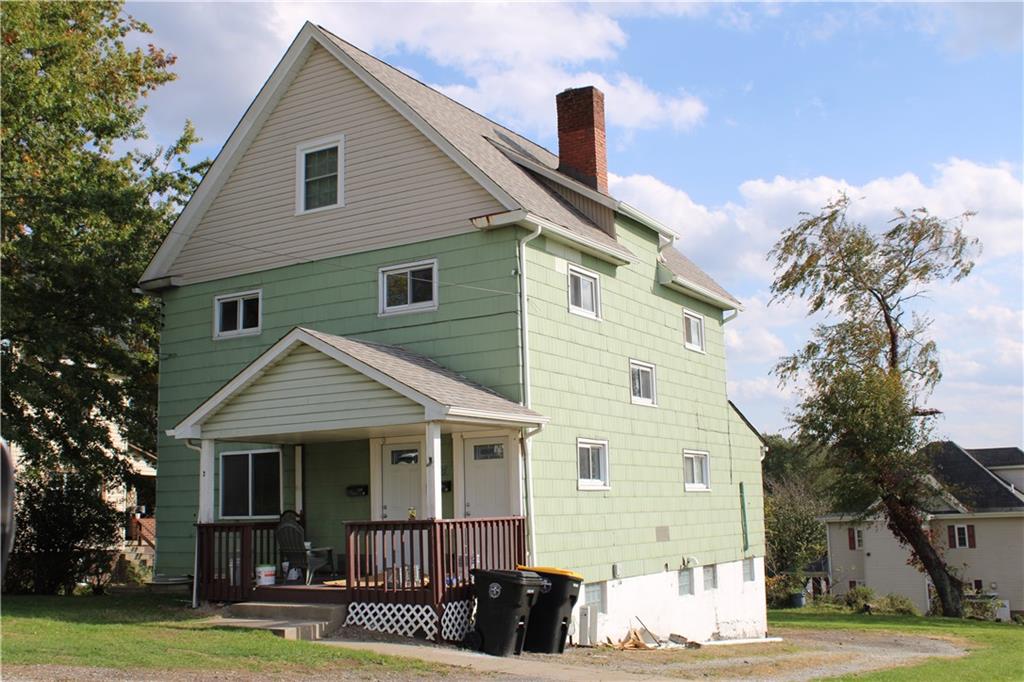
468, 568, 543, 656
518, 566, 583, 653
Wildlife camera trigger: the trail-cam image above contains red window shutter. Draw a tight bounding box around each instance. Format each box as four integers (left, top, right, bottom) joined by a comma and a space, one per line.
948, 525, 956, 548
848, 528, 856, 550
967, 525, 976, 548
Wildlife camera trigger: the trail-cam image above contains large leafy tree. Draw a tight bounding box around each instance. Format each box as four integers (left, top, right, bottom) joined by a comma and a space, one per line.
1, 1, 207, 482
769, 194, 979, 617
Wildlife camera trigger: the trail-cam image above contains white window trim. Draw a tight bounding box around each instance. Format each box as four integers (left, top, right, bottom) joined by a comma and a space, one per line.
295, 133, 345, 215
218, 449, 283, 520
683, 449, 711, 492
683, 308, 706, 353
954, 524, 969, 548
628, 359, 657, 406
577, 438, 610, 491
855, 528, 865, 550
213, 289, 263, 340
378, 258, 440, 316
567, 263, 602, 320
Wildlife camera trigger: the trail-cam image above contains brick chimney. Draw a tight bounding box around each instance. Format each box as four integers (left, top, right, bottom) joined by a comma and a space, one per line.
556, 86, 608, 194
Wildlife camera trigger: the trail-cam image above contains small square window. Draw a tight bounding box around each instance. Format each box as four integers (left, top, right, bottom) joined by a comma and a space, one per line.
379, 260, 438, 315
568, 265, 600, 319
683, 309, 705, 352
214, 290, 261, 339
577, 439, 609, 489
296, 135, 344, 214
678, 568, 693, 596
629, 360, 656, 406
390, 448, 419, 465
683, 450, 710, 491
703, 565, 717, 591
743, 558, 756, 582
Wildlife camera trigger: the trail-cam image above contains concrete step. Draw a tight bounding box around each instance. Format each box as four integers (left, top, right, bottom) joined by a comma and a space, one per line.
220, 602, 347, 641
211, 616, 333, 641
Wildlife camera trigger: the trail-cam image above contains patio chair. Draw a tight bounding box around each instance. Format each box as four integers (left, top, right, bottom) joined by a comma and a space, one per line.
275, 518, 333, 585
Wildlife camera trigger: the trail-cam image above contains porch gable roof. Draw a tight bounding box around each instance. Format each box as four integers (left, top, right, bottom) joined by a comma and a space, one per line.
169, 327, 546, 439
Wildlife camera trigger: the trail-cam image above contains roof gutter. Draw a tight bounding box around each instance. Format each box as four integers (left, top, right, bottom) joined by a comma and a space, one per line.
472, 210, 632, 266
656, 263, 743, 311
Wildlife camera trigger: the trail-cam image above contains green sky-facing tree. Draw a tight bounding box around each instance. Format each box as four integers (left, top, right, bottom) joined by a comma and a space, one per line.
769, 194, 979, 617
1, 1, 208, 482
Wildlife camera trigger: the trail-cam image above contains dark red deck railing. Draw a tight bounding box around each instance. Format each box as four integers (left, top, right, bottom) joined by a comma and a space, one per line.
128, 517, 156, 549
195, 517, 526, 607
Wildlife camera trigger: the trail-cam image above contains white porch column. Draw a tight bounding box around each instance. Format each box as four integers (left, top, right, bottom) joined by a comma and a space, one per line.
198, 438, 215, 523
422, 421, 443, 519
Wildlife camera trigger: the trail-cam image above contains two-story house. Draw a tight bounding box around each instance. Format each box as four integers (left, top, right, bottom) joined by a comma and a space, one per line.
823, 442, 1024, 618
141, 22, 766, 644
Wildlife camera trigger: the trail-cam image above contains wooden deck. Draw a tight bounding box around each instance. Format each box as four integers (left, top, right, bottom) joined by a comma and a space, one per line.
196, 517, 526, 609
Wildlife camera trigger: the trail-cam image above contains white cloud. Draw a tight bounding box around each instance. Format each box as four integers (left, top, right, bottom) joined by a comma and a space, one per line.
915, 3, 1024, 58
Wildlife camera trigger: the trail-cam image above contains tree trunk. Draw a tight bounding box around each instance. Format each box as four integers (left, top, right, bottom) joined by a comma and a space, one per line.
881, 496, 963, 617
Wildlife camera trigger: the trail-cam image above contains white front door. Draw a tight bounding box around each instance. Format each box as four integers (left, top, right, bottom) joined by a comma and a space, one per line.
463, 437, 511, 518
381, 443, 421, 520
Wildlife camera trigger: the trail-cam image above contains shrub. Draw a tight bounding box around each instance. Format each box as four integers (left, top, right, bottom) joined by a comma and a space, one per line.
765, 574, 794, 608
844, 585, 876, 611
876, 593, 919, 616
3, 468, 121, 594
963, 596, 999, 621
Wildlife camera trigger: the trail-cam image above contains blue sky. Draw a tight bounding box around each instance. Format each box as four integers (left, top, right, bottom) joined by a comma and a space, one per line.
128, 2, 1023, 446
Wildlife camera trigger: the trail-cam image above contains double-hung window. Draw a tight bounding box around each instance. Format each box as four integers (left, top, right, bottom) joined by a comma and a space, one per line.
629, 360, 656, 405
296, 134, 344, 213
220, 450, 281, 518
379, 259, 438, 315
214, 290, 261, 339
950, 524, 975, 549
683, 309, 705, 352
568, 264, 601, 319
683, 450, 710, 491
577, 438, 609, 490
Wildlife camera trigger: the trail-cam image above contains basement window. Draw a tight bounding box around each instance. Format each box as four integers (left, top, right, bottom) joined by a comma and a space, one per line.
220, 450, 281, 519
703, 564, 718, 591
214, 290, 261, 339
296, 134, 344, 213
678, 568, 694, 596
379, 259, 438, 315
743, 558, 756, 582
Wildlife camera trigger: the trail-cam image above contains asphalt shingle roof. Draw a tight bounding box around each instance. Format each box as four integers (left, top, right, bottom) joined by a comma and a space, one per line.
316, 26, 738, 305
967, 447, 1024, 468
928, 441, 1024, 512
300, 328, 543, 421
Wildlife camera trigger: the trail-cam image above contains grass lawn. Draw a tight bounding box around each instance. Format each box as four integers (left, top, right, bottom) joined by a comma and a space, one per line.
1, 589, 448, 677
769, 607, 1024, 681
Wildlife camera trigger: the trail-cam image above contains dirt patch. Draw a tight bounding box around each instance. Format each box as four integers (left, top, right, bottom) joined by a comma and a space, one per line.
517, 627, 966, 680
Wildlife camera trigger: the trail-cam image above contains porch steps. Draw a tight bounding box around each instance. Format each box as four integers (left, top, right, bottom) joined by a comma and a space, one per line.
215, 602, 347, 641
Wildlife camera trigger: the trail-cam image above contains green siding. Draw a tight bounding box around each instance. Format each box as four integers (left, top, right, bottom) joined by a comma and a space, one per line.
524, 219, 766, 582
303, 440, 370, 562
155, 231, 520, 576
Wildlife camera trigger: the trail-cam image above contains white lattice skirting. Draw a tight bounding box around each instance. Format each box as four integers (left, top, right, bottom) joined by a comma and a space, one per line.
440, 599, 475, 641
345, 602, 438, 640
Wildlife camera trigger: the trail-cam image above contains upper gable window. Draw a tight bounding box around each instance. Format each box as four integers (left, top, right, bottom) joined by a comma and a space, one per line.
568, 264, 601, 319
214, 290, 261, 339
296, 134, 344, 214
683, 309, 705, 352
379, 259, 438, 315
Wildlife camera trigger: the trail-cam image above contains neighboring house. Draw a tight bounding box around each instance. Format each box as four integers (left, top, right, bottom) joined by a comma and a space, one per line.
8, 434, 157, 570
140, 22, 766, 644
823, 441, 1024, 617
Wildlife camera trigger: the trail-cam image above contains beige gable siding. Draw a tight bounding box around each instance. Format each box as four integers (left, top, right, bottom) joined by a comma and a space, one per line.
537, 175, 615, 236
202, 344, 423, 439
169, 45, 503, 284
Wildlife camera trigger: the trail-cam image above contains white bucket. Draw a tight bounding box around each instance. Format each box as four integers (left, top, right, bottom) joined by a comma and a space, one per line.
256, 564, 276, 586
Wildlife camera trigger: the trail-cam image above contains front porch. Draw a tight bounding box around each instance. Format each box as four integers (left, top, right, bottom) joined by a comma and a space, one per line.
195, 515, 526, 640
172, 328, 545, 641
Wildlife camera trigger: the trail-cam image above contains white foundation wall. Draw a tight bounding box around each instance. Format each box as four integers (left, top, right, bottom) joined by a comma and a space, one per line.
573, 557, 767, 644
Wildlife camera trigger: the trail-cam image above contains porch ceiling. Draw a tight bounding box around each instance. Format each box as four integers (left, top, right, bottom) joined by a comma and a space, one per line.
169, 327, 546, 441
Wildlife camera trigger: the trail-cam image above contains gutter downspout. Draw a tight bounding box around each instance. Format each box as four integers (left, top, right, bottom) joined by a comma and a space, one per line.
518, 223, 543, 564
185, 439, 202, 608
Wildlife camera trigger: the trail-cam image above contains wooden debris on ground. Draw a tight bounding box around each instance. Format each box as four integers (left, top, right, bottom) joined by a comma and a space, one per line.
669, 633, 703, 649
604, 628, 654, 650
